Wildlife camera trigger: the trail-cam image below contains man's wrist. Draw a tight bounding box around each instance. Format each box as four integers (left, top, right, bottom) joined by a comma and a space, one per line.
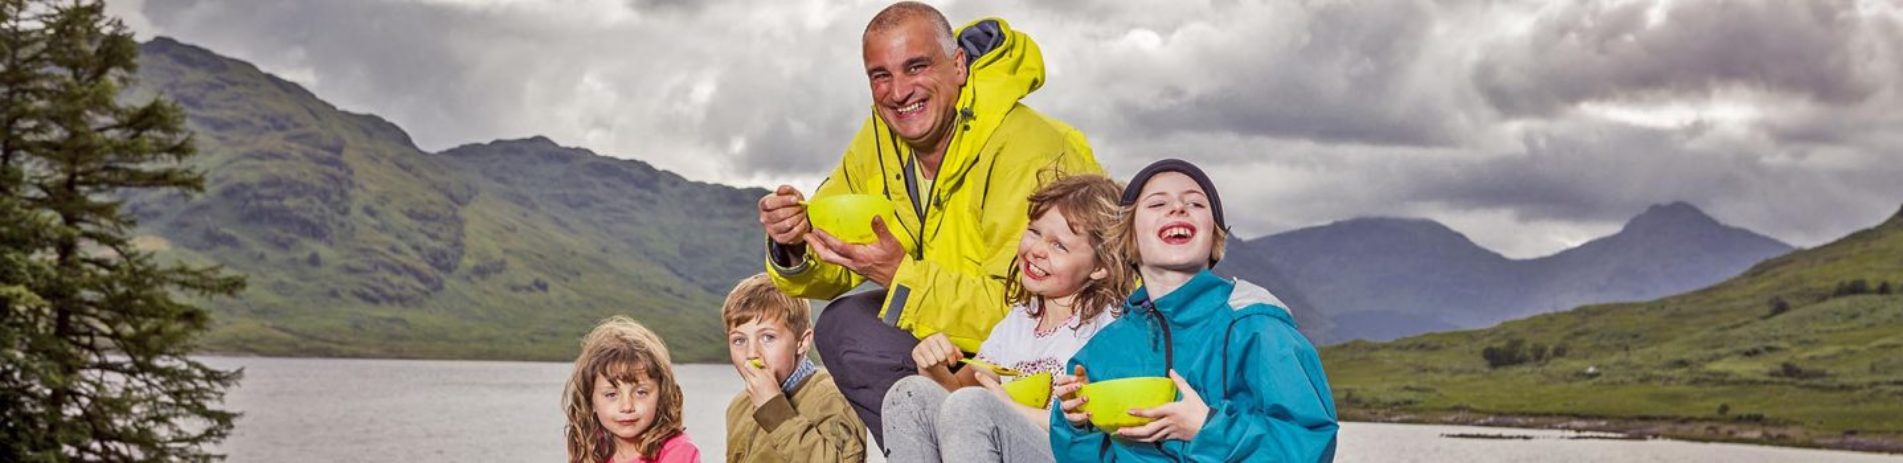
766, 238, 810, 274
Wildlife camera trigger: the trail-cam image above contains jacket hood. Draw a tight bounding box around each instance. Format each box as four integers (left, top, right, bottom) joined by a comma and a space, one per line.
930, 18, 1045, 179
1228, 278, 1291, 315
957, 18, 1044, 120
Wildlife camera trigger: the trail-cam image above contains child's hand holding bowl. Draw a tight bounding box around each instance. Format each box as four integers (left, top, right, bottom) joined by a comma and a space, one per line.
1114, 370, 1208, 442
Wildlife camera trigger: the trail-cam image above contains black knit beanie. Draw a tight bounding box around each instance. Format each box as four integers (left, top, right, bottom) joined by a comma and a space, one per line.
1120, 158, 1227, 231
1121, 158, 1227, 266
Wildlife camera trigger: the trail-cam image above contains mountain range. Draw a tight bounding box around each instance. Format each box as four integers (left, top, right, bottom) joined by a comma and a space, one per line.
126, 37, 762, 361
126, 36, 1798, 361
1321, 205, 1903, 450
1229, 202, 1793, 343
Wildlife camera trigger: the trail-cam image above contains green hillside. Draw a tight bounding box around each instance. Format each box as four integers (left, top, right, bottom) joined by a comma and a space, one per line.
122, 37, 764, 362
1323, 206, 1903, 450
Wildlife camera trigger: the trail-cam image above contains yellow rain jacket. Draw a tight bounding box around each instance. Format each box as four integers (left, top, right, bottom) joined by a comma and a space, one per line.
767, 18, 1101, 352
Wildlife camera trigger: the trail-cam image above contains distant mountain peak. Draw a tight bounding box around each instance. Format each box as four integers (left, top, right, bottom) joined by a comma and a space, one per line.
1623, 201, 1721, 233
445, 136, 577, 156
1330, 216, 1464, 236
1262, 216, 1502, 257
457, 135, 559, 149
510, 135, 559, 147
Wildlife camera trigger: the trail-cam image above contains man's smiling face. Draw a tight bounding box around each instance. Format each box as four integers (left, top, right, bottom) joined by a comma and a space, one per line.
863, 17, 966, 153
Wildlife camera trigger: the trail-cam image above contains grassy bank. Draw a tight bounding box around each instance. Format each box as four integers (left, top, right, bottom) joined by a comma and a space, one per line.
1322, 208, 1903, 454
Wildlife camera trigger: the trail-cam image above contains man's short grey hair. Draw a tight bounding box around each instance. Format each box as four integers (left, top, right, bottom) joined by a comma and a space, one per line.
864, 1, 957, 57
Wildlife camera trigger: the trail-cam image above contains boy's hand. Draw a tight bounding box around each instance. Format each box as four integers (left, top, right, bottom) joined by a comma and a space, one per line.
806, 216, 903, 286
1055, 364, 1091, 429
735, 356, 781, 409
1117, 370, 1208, 442
758, 185, 809, 246
910, 333, 961, 389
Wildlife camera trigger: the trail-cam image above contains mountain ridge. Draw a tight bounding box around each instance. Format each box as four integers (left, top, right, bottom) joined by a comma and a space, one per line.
128, 36, 763, 362
1227, 201, 1793, 343
1320, 201, 1903, 451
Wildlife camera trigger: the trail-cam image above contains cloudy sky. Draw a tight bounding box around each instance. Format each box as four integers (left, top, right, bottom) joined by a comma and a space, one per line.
109, 0, 1902, 258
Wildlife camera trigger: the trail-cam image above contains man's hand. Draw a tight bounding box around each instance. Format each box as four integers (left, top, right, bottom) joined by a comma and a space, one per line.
758, 185, 809, 246
910, 333, 961, 390
806, 216, 904, 286
1116, 370, 1208, 442
1055, 365, 1092, 429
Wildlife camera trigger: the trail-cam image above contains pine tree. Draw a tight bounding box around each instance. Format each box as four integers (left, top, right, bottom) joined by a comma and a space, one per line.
2, 0, 57, 455
1, 0, 50, 287
2, 1, 244, 461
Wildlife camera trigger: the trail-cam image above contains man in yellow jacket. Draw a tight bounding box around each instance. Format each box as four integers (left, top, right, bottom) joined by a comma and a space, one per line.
755, 1, 1100, 447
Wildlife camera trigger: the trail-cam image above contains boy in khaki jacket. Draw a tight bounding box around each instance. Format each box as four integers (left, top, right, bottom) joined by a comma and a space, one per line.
723, 274, 867, 462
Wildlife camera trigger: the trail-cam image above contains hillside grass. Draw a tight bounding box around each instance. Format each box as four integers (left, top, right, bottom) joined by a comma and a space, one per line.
129, 38, 755, 363
1322, 212, 1903, 450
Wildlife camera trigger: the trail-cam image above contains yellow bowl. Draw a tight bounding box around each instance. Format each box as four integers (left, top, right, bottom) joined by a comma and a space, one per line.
1078, 377, 1176, 432
1002, 372, 1053, 408
805, 194, 899, 244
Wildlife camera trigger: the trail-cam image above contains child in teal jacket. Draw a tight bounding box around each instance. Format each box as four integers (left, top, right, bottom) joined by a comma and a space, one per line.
1050, 159, 1338, 462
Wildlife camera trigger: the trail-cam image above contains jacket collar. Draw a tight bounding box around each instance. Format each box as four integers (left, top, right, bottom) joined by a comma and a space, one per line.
1127, 269, 1231, 328
780, 357, 818, 395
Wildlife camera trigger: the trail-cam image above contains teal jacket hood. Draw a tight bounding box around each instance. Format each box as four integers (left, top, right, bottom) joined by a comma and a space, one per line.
1050, 270, 1339, 462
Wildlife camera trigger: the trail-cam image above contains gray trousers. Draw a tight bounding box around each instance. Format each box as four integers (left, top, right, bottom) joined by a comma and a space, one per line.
814, 290, 918, 450
881, 375, 1055, 463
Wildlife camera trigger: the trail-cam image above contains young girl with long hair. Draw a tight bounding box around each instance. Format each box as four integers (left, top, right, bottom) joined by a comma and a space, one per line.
563, 316, 701, 463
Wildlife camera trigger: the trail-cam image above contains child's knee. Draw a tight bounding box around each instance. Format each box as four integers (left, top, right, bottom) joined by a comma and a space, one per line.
936, 388, 1012, 440
883, 375, 943, 413
939, 387, 1002, 418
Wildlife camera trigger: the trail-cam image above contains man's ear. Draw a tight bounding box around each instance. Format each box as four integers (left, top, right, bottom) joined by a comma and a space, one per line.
953, 48, 968, 84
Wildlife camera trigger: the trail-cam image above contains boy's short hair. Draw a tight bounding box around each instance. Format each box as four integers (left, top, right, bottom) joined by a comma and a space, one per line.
722, 273, 811, 334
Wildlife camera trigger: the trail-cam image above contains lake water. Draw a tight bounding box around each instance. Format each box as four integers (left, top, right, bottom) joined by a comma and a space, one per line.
202, 356, 1903, 462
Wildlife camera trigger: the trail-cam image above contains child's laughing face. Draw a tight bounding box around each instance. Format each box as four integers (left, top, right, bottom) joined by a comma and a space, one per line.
591, 374, 659, 444
1132, 172, 1216, 273
727, 318, 810, 384
1017, 207, 1106, 303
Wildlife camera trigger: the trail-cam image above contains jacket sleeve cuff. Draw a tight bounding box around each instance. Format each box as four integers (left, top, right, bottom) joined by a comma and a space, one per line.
766, 237, 811, 276
752, 395, 797, 433
878, 258, 924, 328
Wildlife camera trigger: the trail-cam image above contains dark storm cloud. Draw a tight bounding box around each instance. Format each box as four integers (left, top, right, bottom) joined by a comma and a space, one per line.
138, 0, 876, 181
1128, 0, 1466, 146
143, 0, 579, 147
1474, 0, 1884, 117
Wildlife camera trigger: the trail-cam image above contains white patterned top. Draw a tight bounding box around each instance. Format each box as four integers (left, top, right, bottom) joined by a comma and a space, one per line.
974, 299, 1119, 385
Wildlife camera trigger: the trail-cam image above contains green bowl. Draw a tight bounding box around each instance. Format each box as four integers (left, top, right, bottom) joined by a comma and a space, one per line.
806, 194, 899, 244
1078, 377, 1176, 432
1002, 372, 1053, 408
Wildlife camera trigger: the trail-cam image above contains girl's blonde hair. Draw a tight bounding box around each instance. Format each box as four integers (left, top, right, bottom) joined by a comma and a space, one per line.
563, 316, 685, 463
1004, 173, 1136, 326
